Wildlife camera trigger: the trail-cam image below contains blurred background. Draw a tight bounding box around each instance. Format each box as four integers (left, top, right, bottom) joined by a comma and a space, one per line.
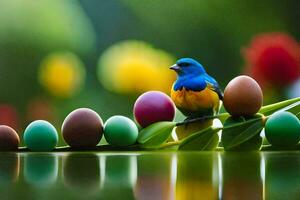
0, 0, 300, 144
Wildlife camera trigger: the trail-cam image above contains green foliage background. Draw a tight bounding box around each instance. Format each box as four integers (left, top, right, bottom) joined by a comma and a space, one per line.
0, 0, 299, 142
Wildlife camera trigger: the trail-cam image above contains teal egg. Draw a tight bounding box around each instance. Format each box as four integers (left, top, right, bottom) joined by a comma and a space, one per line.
265, 111, 300, 147
104, 116, 138, 147
24, 120, 58, 151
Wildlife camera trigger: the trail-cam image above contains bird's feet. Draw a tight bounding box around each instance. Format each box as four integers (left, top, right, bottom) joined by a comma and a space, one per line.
183, 116, 195, 122
176, 115, 215, 127
184, 115, 209, 124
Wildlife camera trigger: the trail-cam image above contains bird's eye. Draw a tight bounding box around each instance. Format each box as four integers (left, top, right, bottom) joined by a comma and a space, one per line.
179, 62, 189, 67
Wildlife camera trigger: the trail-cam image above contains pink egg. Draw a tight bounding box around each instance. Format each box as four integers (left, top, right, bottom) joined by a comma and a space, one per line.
133, 91, 175, 127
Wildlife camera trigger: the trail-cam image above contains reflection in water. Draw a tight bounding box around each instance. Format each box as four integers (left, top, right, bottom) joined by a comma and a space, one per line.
0, 152, 299, 199
63, 153, 101, 195
24, 153, 58, 187
176, 153, 218, 200
0, 153, 19, 184
264, 153, 300, 200
100, 154, 137, 199
221, 152, 263, 200
135, 154, 174, 200
0, 153, 20, 200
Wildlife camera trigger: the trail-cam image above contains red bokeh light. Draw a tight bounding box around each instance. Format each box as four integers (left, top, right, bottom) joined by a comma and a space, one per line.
0, 105, 19, 130
243, 32, 300, 88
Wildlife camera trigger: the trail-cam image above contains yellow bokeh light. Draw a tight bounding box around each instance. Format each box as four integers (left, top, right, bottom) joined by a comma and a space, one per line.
39, 52, 85, 98
98, 40, 176, 94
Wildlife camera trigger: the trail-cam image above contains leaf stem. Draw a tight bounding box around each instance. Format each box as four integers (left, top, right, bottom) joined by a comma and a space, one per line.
262, 115, 269, 125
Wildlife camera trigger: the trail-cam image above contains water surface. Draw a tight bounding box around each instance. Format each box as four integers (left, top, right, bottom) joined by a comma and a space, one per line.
0, 152, 299, 200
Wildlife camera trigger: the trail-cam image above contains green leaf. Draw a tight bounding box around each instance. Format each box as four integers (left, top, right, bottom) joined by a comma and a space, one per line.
222, 116, 262, 130
221, 116, 263, 151
269, 101, 300, 118
259, 97, 300, 116
225, 120, 264, 149
179, 126, 221, 151
284, 102, 300, 117
137, 121, 176, 148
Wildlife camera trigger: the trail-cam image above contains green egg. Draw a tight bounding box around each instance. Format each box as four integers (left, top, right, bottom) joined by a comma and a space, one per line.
265, 111, 300, 147
24, 120, 58, 151
104, 116, 138, 147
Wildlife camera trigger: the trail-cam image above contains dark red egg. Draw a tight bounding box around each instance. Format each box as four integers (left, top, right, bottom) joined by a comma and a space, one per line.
0, 125, 20, 151
62, 108, 103, 148
133, 91, 175, 127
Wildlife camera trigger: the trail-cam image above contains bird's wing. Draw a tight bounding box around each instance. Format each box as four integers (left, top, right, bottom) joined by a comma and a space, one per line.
203, 74, 224, 100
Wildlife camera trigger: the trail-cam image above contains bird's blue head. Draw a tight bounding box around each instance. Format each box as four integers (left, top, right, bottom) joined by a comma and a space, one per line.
170, 58, 206, 77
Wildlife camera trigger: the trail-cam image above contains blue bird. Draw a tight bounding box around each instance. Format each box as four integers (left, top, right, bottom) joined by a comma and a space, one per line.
170, 58, 223, 118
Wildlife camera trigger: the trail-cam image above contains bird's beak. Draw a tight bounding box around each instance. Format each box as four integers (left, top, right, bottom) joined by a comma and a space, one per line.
170, 64, 181, 72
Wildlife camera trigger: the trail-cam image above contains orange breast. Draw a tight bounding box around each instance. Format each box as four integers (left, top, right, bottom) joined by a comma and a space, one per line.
171, 87, 220, 114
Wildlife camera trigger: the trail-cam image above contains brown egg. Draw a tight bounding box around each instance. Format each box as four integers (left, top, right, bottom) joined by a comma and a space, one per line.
62, 108, 103, 148
0, 125, 20, 151
223, 75, 263, 116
